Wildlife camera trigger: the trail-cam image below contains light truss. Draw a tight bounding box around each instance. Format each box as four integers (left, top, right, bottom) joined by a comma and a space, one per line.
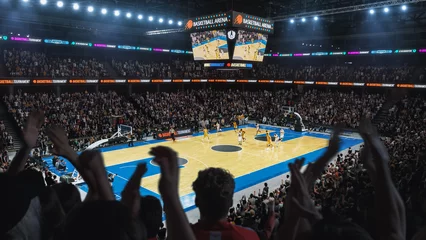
272, 0, 426, 21
145, 28, 185, 35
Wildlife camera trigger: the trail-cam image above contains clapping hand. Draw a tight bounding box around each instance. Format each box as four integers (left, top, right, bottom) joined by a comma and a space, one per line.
121, 163, 147, 217
288, 158, 322, 223
23, 110, 44, 148
149, 146, 179, 199
47, 125, 78, 164
79, 150, 115, 201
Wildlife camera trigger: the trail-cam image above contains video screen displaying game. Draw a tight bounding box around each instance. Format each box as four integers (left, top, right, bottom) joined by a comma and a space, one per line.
232, 30, 268, 62
190, 30, 229, 61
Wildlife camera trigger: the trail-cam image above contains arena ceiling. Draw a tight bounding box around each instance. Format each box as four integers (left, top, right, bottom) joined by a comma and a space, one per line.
1, 0, 426, 50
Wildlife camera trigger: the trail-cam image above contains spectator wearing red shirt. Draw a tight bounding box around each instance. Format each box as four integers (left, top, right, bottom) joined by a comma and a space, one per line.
191, 168, 262, 240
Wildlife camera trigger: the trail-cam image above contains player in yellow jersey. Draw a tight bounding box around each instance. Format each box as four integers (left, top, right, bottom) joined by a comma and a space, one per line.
241, 129, 246, 142
266, 130, 272, 147
203, 127, 210, 142
233, 121, 238, 132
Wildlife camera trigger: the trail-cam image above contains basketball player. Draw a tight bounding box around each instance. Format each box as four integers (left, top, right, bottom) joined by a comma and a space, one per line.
256, 123, 261, 135
238, 130, 243, 145
266, 130, 272, 148
216, 122, 221, 133
203, 127, 210, 142
280, 128, 285, 141
170, 127, 176, 142
274, 133, 280, 147
233, 121, 238, 132
241, 129, 246, 142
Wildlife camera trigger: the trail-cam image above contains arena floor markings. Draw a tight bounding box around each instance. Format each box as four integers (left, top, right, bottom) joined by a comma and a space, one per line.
43, 124, 363, 212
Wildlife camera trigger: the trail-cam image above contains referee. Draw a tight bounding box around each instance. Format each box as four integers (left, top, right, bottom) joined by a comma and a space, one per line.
170, 127, 176, 142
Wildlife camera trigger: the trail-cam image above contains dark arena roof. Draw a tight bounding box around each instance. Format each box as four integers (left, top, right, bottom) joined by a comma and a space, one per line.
1, 0, 426, 51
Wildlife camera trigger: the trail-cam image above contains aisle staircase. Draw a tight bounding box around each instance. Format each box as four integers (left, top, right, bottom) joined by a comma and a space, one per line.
0, 102, 24, 151
411, 66, 425, 82
0, 48, 7, 77
104, 60, 118, 77
372, 95, 403, 126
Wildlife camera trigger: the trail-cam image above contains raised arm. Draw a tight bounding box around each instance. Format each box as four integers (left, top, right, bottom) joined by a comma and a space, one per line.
359, 119, 405, 240
7, 111, 44, 175
121, 163, 147, 217
149, 146, 196, 240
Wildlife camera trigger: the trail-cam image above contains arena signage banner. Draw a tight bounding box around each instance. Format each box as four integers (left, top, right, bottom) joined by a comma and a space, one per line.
184, 12, 231, 32
156, 128, 192, 139
231, 11, 274, 34
0, 78, 425, 89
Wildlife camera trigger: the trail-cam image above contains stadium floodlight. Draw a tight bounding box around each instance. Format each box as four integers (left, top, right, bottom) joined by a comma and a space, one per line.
369, 9, 375, 14
159, 18, 164, 23
40, 0, 47, 5
401, 5, 407, 11
314, 16, 318, 21
301, 17, 306, 22
87, 6, 94, 12
72, 3, 79, 10
290, 19, 294, 23
114, 10, 120, 16
22, 0, 29, 2
126, 12, 132, 18
137, 14, 143, 20
148, 16, 154, 21
168, 19, 173, 24
177, 21, 182, 26
384, 7, 389, 13
57, 1, 63, 7
101, 8, 107, 15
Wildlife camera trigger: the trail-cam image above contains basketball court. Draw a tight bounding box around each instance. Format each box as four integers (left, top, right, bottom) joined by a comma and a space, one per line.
43, 124, 363, 212
192, 39, 229, 60
233, 41, 266, 61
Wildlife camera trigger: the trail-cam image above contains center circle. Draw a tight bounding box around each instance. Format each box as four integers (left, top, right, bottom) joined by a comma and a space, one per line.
254, 135, 268, 141
211, 145, 242, 152
151, 157, 188, 167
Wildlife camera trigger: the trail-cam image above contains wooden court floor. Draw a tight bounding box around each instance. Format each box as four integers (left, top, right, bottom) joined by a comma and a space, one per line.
44, 125, 363, 210
102, 127, 329, 197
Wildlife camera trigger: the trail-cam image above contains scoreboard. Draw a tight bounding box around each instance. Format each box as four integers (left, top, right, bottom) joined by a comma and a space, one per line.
185, 11, 274, 63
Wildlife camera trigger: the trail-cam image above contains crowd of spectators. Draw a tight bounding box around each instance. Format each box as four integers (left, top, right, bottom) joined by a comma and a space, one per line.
3, 48, 424, 82
4, 107, 420, 240
3, 90, 137, 151
296, 90, 386, 128
111, 59, 244, 79
228, 94, 426, 240
131, 89, 249, 133
3, 49, 108, 77
0, 87, 425, 239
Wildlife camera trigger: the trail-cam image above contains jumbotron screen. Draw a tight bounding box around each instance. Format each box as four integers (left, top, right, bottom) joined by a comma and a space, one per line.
232, 30, 268, 62
190, 30, 229, 61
